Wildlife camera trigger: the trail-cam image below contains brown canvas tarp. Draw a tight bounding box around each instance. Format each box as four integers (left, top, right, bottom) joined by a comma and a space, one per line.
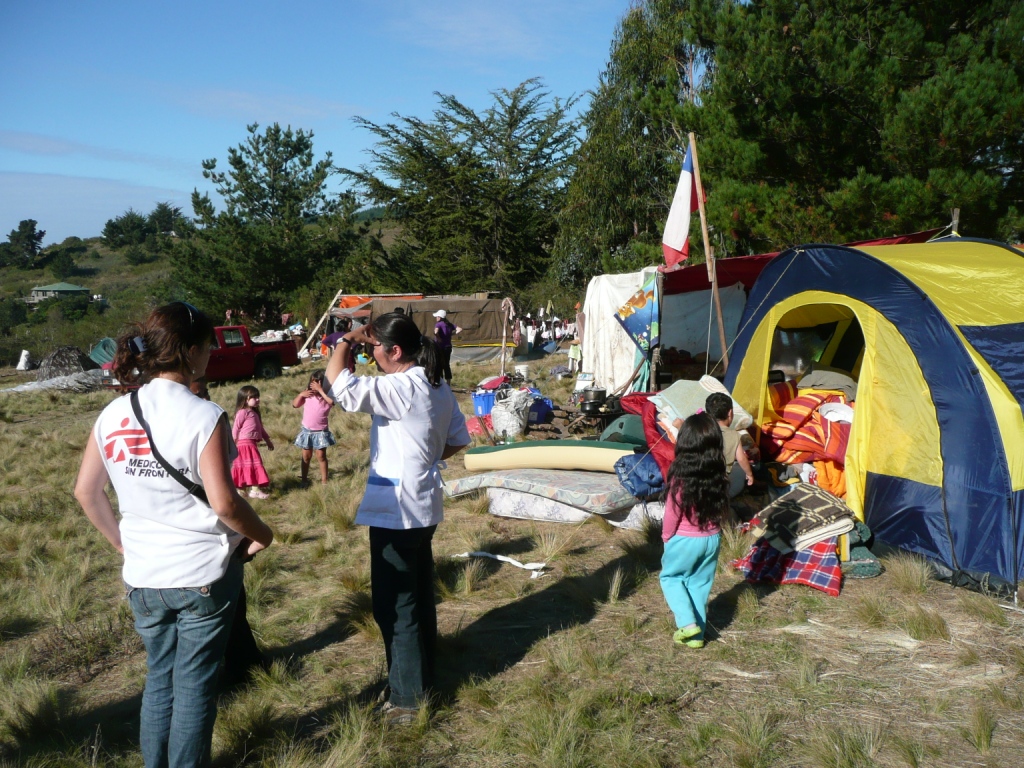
370, 298, 509, 345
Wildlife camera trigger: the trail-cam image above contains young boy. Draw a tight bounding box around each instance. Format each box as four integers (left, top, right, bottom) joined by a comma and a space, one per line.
704, 392, 755, 497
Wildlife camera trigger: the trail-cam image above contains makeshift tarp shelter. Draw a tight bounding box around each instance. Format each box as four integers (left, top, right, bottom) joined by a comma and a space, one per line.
371, 297, 512, 363
36, 346, 99, 381
582, 257, 779, 393
302, 293, 423, 354
582, 231, 939, 394
725, 239, 1024, 591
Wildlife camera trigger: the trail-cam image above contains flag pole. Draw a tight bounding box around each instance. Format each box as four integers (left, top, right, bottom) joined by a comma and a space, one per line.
688, 132, 729, 374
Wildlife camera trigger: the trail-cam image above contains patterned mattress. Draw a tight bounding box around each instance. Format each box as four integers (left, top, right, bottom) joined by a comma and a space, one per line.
487, 489, 664, 531
445, 469, 637, 516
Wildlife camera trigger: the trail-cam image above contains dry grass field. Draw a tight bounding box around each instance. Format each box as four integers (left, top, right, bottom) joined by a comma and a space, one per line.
2, 361, 1024, 767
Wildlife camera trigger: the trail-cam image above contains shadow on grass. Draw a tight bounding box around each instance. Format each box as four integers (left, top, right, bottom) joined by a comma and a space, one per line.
428, 548, 660, 705
705, 581, 778, 640
0, 615, 41, 640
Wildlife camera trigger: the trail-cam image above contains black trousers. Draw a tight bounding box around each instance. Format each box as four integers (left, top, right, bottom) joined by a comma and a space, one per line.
369, 525, 438, 709
221, 579, 265, 687
439, 347, 453, 383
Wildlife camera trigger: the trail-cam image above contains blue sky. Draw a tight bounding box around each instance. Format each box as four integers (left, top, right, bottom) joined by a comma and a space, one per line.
0, 0, 627, 244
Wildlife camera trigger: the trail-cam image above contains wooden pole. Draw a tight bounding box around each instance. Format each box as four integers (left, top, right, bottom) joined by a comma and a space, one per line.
688, 132, 730, 373
300, 288, 346, 355
650, 269, 664, 391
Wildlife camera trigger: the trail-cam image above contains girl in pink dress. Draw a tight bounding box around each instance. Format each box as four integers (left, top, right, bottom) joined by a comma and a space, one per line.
292, 370, 335, 484
231, 385, 274, 498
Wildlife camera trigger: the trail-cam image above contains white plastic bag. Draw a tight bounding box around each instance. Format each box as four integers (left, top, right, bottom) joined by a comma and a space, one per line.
490, 389, 533, 439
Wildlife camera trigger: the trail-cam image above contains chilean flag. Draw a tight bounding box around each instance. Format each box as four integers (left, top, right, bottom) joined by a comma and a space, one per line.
661, 146, 700, 268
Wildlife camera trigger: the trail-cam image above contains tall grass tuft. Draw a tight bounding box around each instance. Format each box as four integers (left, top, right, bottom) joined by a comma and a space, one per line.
718, 525, 750, 566
722, 709, 782, 768
801, 720, 885, 768
457, 558, 486, 596
883, 552, 932, 594
606, 565, 625, 604
0, 680, 80, 748
338, 590, 378, 641
961, 703, 996, 754
533, 530, 564, 561
212, 695, 279, 764
957, 591, 1008, 627
900, 604, 950, 641
319, 706, 384, 767
851, 595, 889, 628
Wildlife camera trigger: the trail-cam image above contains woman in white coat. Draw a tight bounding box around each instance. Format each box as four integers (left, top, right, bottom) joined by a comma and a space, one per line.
326, 312, 469, 725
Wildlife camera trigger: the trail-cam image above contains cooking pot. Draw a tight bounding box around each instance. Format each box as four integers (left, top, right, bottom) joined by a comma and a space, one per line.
580, 400, 603, 415
581, 387, 607, 403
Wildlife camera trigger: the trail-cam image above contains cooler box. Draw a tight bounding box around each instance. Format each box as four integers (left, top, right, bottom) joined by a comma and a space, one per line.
472, 391, 496, 416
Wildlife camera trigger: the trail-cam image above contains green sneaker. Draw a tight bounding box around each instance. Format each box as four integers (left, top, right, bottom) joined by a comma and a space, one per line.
672, 626, 702, 645
684, 637, 705, 649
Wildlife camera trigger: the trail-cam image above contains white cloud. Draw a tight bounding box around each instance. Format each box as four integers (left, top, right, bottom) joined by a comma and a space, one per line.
397, 2, 544, 59
0, 131, 193, 174
0, 172, 192, 243
170, 86, 361, 125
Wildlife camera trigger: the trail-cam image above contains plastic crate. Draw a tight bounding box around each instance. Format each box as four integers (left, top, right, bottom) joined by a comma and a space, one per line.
472, 391, 496, 416
528, 397, 554, 425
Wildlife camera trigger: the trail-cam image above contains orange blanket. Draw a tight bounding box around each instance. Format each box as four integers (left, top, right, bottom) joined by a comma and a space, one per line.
762, 394, 849, 459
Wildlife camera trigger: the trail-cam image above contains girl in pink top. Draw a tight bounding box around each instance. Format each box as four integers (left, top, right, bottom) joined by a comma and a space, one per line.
660, 412, 729, 649
231, 385, 275, 498
292, 370, 335, 485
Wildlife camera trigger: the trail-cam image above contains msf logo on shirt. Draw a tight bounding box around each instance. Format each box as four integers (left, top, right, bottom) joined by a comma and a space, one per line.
104, 418, 150, 463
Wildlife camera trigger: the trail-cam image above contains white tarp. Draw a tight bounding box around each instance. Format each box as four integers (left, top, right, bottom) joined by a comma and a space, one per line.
660, 281, 747, 362
582, 268, 659, 392
581, 269, 748, 393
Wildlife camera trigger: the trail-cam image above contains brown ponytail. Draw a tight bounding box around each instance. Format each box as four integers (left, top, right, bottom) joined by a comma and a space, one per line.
112, 302, 215, 385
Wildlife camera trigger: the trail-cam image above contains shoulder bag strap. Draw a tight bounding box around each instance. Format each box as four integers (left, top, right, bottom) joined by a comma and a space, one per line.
130, 389, 209, 504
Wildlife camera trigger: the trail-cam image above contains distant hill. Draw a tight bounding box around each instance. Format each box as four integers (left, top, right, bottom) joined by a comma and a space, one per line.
0, 237, 174, 367
353, 205, 387, 223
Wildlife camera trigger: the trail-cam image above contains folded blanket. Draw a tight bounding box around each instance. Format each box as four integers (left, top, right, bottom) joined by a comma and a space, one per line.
731, 537, 843, 597
766, 517, 854, 553
749, 484, 855, 551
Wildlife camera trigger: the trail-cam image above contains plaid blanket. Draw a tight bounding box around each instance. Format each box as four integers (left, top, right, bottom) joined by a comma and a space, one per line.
730, 537, 843, 597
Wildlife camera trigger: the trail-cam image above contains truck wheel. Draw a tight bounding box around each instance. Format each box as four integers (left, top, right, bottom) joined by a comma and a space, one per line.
255, 357, 281, 379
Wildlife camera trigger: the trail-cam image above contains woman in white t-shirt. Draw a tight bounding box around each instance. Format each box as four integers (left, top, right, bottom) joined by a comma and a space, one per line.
74, 302, 273, 767
325, 312, 470, 725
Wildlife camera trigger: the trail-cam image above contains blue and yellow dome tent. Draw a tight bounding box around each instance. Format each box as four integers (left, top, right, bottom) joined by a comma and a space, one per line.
724, 239, 1024, 593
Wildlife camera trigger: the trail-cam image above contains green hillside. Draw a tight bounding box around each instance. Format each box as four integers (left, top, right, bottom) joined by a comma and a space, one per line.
0, 238, 174, 367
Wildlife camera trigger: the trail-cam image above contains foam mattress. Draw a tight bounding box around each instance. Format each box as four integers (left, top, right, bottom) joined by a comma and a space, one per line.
464, 439, 636, 473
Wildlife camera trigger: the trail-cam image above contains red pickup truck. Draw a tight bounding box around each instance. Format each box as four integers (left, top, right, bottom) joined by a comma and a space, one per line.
102, 325, 299, 388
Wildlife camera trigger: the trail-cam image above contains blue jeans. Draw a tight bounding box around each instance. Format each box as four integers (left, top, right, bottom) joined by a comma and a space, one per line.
660, 533, 721, 636
126, 557, 242, 768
